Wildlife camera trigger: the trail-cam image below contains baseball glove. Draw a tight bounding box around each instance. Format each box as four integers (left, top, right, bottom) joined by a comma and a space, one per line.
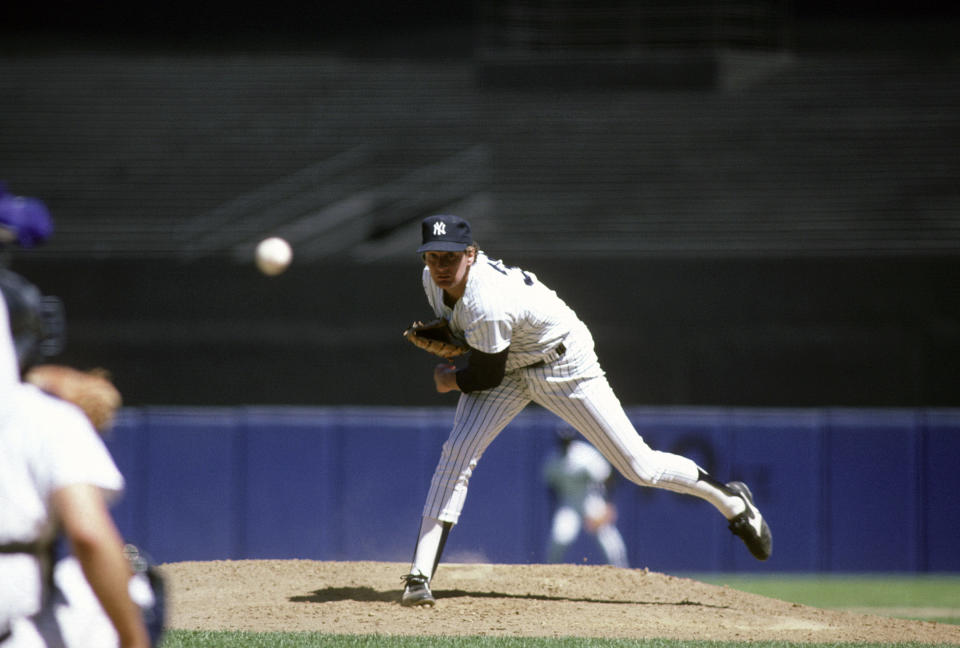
403, 318, 469, 360
25, 364, 122, 432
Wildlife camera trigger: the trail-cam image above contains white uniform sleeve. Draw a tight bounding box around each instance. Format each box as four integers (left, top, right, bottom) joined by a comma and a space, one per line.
30, 390, 125, 503
458, 258, 514, 354
461, 309, 512, 354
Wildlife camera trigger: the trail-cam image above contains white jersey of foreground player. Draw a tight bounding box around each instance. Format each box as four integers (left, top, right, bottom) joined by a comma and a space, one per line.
0, 297, 147, 648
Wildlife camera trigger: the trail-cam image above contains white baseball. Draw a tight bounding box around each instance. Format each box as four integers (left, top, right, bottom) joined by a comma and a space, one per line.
255, 237, 292, 276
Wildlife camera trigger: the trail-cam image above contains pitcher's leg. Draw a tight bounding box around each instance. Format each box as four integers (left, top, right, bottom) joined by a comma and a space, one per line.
535, 376, 735, 507
404, 374, 530, 607
421, 376, 529, 523
401, 516, 452, 607
535, 374, 771, 559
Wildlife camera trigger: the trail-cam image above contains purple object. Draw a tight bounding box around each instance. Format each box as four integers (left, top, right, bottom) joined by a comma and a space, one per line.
0, 184, 54, 247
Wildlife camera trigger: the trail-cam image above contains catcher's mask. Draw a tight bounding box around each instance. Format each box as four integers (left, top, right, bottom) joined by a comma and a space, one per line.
0, 268, 65, 374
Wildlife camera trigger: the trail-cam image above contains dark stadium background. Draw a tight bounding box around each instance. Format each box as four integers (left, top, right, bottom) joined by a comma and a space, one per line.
3, 1, 958, 408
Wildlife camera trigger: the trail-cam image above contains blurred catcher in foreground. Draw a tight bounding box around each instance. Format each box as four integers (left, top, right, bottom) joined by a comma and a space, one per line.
0, 265, 164, 647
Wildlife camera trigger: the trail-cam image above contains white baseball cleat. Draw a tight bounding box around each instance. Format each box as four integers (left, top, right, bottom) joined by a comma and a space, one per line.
726, 481, 772, 561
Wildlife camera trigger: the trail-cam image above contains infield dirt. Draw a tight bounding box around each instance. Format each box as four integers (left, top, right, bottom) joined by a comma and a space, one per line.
160, 560, 960, 643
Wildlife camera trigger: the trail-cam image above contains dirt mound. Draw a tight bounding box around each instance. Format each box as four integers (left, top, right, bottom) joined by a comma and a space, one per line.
160, 560, 960, 644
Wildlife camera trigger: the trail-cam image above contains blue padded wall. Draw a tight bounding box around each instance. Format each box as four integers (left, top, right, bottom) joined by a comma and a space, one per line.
922, 411, 960, 571
105, 406, 960, 573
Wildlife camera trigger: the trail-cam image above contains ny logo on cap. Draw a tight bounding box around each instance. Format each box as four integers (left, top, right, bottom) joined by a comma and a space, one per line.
433, 222, 447, 236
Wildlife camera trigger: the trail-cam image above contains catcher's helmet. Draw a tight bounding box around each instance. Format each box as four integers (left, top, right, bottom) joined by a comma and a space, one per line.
0, 183, 54, 248
0, 268, 65, 374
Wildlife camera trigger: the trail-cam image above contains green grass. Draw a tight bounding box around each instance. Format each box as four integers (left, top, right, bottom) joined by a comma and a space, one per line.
158, 574, 960, 648
688, 573, 960, 625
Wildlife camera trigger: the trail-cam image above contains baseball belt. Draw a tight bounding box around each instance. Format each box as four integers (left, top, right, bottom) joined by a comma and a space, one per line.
526, 342, 566, 369
0, 541, 45, 554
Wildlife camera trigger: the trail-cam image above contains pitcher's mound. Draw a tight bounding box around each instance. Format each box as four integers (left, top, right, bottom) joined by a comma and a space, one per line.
159, 560, 960, 644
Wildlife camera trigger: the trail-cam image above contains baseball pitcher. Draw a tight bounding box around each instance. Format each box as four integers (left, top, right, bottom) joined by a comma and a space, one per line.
400, 215, 771, 607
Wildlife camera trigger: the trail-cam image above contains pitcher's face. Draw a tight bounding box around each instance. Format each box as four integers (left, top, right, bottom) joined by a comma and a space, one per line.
424, 249, 475, 294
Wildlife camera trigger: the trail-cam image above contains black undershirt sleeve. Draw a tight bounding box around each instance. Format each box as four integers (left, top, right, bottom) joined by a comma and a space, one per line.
455, 347, 510, 393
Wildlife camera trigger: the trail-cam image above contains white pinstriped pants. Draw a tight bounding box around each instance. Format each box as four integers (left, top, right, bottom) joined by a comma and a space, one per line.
422, 337, 708, 525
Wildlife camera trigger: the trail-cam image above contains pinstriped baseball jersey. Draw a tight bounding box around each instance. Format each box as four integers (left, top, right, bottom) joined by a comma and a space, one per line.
415, 250, 735, 528
422, 252, 582, 371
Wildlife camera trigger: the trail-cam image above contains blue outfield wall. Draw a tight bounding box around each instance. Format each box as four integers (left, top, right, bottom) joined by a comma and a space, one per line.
103, 406, 960, 573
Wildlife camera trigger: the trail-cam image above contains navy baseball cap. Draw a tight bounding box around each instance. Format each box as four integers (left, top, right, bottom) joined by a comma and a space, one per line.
417, 214, 473, 253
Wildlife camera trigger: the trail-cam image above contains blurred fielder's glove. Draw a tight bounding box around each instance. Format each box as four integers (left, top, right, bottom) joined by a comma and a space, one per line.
25, 365, 122, 432
0, 183, 54, 248
403, 318, 469, 360
585, 502, 617, 533
124, 544, 167, 647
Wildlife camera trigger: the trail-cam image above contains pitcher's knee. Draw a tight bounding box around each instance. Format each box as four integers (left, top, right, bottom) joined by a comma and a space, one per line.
622, 461, 662, 488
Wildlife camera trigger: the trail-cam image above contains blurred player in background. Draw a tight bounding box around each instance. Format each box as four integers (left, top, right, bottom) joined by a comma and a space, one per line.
544, 430, 629, 568
401, 214, 771, 607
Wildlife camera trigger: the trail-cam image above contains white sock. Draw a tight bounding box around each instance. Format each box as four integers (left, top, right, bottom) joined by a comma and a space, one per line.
648, 457, 747, 519
409, 516, 446, 581
687, 479, 746, 519
671, 465, 749, 519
